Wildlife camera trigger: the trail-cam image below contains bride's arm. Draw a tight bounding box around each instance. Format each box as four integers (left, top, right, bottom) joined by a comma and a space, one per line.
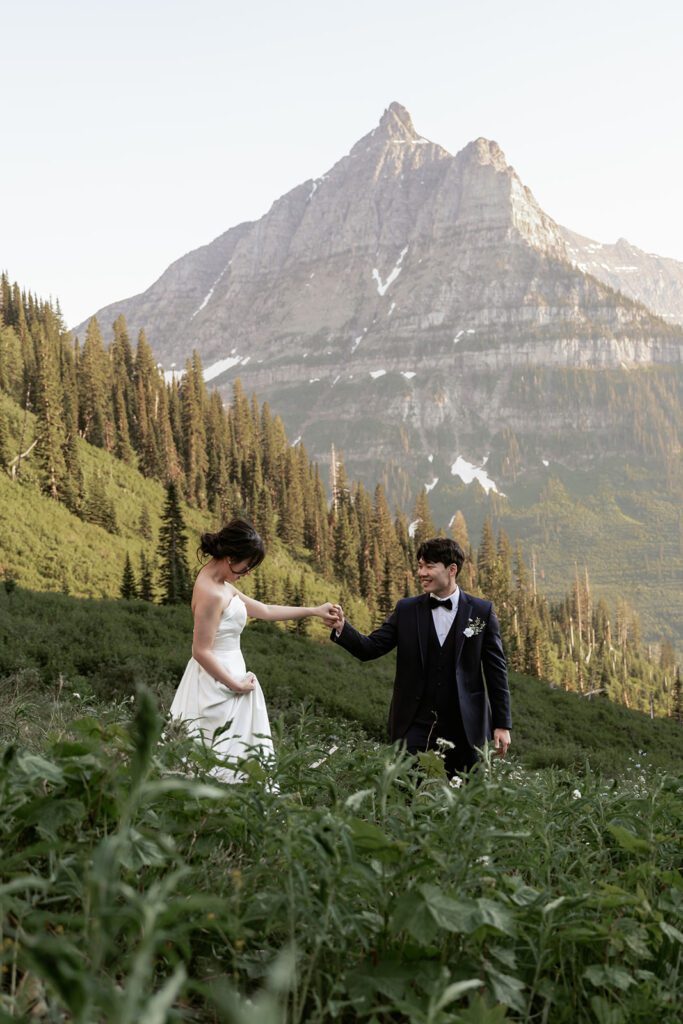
192, 593, 256, 694
237, 592, 340, 627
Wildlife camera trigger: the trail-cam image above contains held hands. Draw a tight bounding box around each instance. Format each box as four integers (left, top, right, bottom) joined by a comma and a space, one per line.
318, 602, 345, 628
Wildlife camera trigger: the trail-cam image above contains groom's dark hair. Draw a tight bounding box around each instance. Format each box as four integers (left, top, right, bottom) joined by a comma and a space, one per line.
416, 537, 465, 576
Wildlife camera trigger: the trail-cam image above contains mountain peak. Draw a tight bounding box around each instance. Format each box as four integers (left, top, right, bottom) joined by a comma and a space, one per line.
378, 101, 418, 139
459, 137, 510, 173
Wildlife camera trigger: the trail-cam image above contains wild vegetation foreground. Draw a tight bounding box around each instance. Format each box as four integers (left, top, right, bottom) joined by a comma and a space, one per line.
1, 681, 681, 1023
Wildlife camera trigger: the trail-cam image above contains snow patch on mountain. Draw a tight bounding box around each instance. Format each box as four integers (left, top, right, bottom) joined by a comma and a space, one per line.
451, 455, 504, 496
191, 263, 231, 319
203, 355, 243, 382
372, 246, 409, 296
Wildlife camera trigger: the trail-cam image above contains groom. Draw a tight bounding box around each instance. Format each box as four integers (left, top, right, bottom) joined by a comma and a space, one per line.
331, 537, 512, 776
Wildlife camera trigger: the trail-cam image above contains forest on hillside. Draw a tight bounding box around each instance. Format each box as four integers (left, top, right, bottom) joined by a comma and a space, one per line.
0, 274, 680, 719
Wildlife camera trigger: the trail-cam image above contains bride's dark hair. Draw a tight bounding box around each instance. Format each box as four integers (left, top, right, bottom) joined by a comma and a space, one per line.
199, 518, 266, 570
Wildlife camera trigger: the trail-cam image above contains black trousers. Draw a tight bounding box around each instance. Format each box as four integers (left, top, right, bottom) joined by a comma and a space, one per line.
404, 719, 477, 777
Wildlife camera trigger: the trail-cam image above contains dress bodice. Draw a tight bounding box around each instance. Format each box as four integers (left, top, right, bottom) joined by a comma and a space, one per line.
212, 594, 247, 654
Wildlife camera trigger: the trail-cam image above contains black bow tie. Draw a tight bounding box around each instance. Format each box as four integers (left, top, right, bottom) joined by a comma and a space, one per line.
429, 596, 453, 610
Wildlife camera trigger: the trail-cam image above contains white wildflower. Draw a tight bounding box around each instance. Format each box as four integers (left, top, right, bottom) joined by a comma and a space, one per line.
435, 738, 455, 751
572, 789, 581, 800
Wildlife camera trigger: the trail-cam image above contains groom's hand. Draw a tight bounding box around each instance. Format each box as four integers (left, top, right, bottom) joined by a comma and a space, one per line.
493, 728, 511, 757
332, 604, 345, 635
319, 602, 342, 627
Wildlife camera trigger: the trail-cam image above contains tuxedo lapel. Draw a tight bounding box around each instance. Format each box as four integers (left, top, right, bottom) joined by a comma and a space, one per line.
453, 591, 472, 665
416, 594, 431, 667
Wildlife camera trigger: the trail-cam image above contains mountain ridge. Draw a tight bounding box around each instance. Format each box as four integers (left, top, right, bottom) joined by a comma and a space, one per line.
68, 103, 683, 652
75, 103, 683, 359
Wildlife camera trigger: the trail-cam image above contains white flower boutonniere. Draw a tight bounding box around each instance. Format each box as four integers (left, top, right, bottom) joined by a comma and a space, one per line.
463, 617, 486, 638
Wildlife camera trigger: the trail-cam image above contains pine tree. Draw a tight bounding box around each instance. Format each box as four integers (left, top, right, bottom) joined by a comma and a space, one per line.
139, 506, 153, 541
157, 481, 192, 604
138, 552, 155, 601
120, 553, 138, 599
0, 405, 11, 469
378, 553, 396, 620
34, 327, 67, 499
0, 323, 24, 402
61, 431, 85, 515
672, 667, 682, 724
84, 473, 118, 533
295, 574, 310, 636
78, 318, 111, 448
411, 488, 436, 548
180, 354, 208, 505
134, 330, 163, 475
476, 518, 498, 597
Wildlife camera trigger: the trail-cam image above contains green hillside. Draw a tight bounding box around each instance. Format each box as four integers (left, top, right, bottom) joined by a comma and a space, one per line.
0, 278, 678, 720
0, 390, 371, 628
2, 587, 681, 776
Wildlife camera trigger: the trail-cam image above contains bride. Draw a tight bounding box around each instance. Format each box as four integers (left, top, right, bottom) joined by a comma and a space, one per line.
170, 518, 340, 782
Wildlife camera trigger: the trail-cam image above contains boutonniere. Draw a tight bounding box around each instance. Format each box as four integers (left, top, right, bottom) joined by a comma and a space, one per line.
463, 617, 485, 638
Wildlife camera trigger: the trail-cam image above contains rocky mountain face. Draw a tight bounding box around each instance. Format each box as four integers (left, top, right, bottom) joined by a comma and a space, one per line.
560, 229, 683, 326
78, 104, 683, 642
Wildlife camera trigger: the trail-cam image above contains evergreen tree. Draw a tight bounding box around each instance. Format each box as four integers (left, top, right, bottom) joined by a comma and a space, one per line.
333, 506, 360, 592
157, 481, 192, 604
411, 488, 436, 547
84, 473, 118, 533
295, 573, 310, 636
138, 551, 155, 602
673, 667, 682, 724
180, 351, 209, 505
476, 518, 498, 598
61, 431, 85, 516
78, 318, 111, 448
134, 330, 163, 476
252, 565, 267, 603
0, 405, 11, 469
34, 327, 67, 499
378, 553, 396, 620
120, 553, 138, 599
139, 506, 153, 541
0, 323, 24, 402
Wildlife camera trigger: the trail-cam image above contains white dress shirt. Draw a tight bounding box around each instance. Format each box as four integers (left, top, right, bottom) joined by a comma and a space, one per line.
431, 586, 460, 646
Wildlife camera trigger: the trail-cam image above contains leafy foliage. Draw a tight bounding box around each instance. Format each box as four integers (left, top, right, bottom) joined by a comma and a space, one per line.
0, 687, 681, 1022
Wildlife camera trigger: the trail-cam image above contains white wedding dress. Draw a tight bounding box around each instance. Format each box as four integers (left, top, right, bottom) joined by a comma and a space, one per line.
170, 594, 273, 783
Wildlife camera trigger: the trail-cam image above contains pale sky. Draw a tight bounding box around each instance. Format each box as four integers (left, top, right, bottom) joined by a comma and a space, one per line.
2, 0, 681, 328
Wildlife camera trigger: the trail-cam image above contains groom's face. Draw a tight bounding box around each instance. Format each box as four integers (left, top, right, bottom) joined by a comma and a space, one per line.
417, 559, 458, 598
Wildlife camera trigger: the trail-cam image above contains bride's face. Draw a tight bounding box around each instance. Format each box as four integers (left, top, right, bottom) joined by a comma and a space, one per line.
225, 558, 253, 582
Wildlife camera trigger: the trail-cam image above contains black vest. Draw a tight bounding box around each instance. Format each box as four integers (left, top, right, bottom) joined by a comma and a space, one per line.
414, 613, 463, 730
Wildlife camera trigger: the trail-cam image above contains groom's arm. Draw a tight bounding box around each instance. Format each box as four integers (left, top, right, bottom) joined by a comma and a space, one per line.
481, 604, 512, 730
331, 605, 399, 662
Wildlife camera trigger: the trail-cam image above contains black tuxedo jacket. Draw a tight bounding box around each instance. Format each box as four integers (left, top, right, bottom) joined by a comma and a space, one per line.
332, 591, 512, 748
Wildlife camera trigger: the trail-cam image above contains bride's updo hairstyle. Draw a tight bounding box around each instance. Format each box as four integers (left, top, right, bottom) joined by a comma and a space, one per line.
199, 518, 266, 571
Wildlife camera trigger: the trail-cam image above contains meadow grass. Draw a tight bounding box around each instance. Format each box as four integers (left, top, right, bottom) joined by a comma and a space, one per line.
0, 686, 681, 1023
2, 587, 683, 777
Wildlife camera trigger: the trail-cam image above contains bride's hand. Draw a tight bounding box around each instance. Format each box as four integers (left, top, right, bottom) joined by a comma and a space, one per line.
231, 672, 257, 694
318, 602, 342, 627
